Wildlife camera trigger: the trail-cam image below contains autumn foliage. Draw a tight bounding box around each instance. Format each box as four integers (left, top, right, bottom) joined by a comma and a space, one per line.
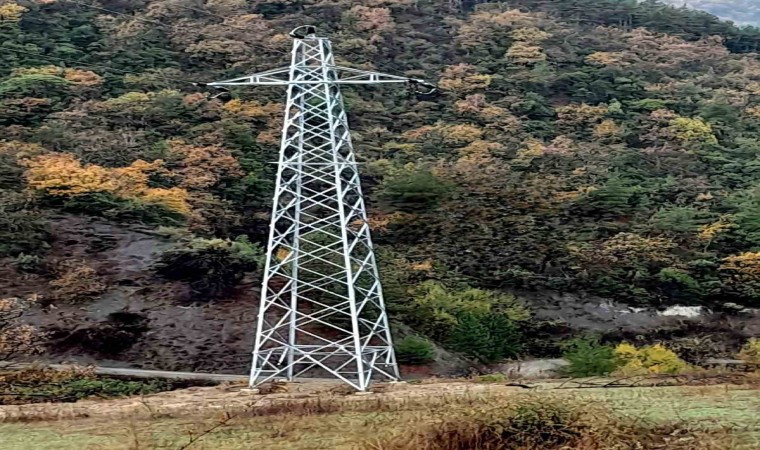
49, 261, 107, 303
0, 295, 45, 362
22, 153, 191, 215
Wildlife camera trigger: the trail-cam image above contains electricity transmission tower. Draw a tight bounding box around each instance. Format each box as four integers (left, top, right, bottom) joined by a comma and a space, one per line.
209, 26, 435, 391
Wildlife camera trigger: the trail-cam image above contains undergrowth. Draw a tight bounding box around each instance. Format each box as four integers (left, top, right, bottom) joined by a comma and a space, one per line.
0, 367, 210, 405
369, 395, 737, 450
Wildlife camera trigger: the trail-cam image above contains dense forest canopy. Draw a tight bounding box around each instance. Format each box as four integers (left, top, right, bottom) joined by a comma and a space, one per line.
5, 0, 760, 331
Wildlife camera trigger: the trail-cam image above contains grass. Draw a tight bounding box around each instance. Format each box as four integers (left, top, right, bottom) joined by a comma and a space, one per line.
0, 384, 759, 449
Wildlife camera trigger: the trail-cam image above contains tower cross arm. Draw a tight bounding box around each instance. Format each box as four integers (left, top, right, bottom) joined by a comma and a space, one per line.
208, 65, 436, 92
207, 66, 292, 86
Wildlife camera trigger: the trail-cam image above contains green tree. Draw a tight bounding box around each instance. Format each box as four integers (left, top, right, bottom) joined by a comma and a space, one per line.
562, 337, 620, 377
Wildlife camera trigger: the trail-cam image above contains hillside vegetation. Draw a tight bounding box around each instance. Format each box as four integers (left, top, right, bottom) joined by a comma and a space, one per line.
3, 0, 760, 366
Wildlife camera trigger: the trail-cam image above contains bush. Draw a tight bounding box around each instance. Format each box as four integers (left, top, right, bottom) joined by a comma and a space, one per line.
373, 396, 724, 450
0, 295, 45, 362
738, 338, 760, 364
615, 343, 691, 375
406, 281, 529, 343
475, 373, 507, 383
394, 335, 436, 365
379, 169, 453, 212
379, 397, 599, 450
11, 253, 43, 273
58, 192, 186, 226
49, 312, 148, 356
0, 366, 199, 405
0, 190, 50, 257
561, 337, 620, 377
49, 262, 107, 303
449, 312, 522, 364
155, 235, 264, 299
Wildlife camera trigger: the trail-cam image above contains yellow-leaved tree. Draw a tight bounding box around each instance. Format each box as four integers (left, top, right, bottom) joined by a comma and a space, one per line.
22, 153, 190, 214
720, 252, 760, 298
667, 117, 718, 145
737, 338, 760, 364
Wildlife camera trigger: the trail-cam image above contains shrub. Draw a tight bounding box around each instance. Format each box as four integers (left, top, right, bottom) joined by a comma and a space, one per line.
58, 192, 186, 226
475, 373, 507, 383
0, 365, 95, 385
738, 338, 760, 364
0, 295, 45, 362
615, 343, 691, 375
372, 396, 725, 450
155, 235, 264, 299
379, 168, 453, 212
23, 153, 190, 213
50, 312, 148, 356
561, 337, 620, 377
11, 252, 43, 273
378, 397, 599, 450
0, 366, 196, 405
449, 312, 522, 364
0, 190, 50, 257
406, 281, 529, 342
49, 262, 107, 303
395, 335, 436, 365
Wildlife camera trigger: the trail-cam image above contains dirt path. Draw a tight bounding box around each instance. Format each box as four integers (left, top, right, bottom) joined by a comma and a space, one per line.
0, 381, 520, 423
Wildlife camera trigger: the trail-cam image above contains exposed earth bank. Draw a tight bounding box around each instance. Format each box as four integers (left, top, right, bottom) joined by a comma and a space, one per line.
3, 215, 759, 374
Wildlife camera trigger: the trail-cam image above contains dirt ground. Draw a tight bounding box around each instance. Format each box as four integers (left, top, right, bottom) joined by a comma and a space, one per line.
6, 214, 758, 378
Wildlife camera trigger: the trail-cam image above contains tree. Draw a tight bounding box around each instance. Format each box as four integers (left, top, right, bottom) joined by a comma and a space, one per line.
22, 153, 191, 216
562, 337, 620, 377
379, 167, 453, 212
449, 312, 521, 364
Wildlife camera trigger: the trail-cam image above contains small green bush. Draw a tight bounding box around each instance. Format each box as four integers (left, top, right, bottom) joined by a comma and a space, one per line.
561, 337, 620, 377
476, 373, 507, 383
11, 253, 43, 273
0, 191, 50, 257
3, 377, 192, 405
394, 335, 436, 365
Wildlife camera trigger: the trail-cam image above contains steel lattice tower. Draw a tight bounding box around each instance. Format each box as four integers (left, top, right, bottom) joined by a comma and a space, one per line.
209, 26, 435, 391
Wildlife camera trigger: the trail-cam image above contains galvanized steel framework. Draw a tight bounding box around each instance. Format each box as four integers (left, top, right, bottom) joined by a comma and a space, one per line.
210, 27, 433, 391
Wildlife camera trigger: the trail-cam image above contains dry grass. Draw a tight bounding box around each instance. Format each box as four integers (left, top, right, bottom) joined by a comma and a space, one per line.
0, 382, 759, 449
370, 394, 739, 450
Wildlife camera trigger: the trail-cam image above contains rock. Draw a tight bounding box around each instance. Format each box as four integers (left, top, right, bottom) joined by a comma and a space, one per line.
659, 306, 704, 318
495, 359, 569, 379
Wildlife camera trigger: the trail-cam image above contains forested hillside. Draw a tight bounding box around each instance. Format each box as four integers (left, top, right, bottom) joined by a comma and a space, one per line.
3, 0, 760, 369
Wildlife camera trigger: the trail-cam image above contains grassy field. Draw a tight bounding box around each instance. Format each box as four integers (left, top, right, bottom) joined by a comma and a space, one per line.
1, 382, 759, 449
